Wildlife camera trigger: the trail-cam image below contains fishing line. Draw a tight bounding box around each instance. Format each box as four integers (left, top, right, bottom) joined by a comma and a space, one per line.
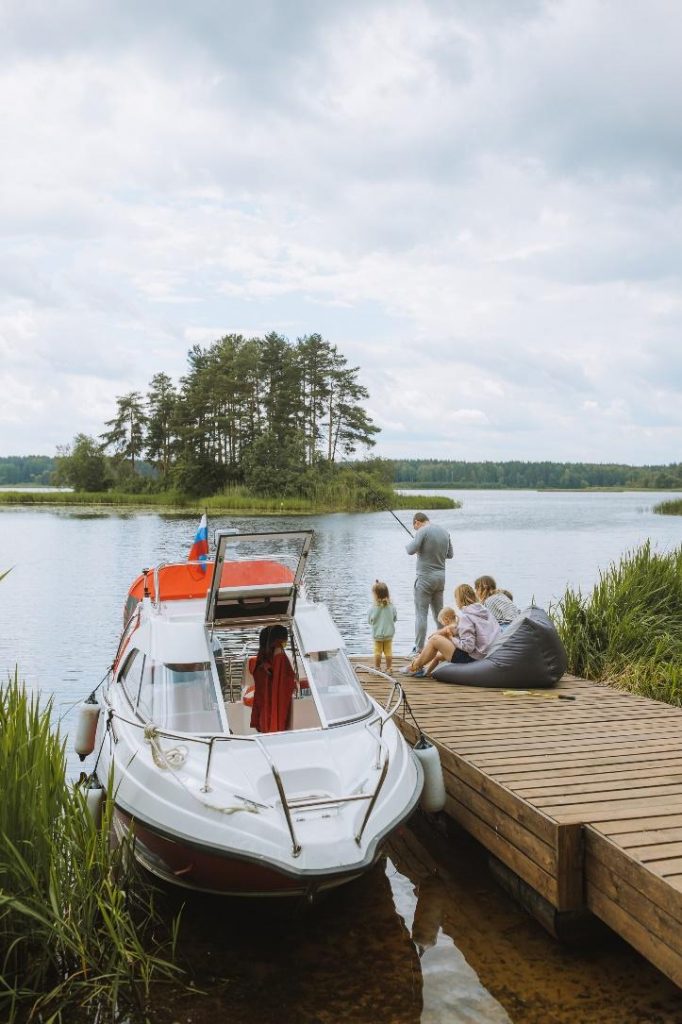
367, 486, 413, 538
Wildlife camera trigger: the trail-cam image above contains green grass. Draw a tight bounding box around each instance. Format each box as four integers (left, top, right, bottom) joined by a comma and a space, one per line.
553, 542, 682, 704
654, 498, 682, 516
0, 486, 458, 514
0, 674, 180, 1023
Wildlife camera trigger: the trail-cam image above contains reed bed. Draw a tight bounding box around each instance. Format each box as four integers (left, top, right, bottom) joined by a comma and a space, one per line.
554, 542, 682, 703
654, 498, 682, 516
0, 487, 456, 514
0, 675, 179, 1023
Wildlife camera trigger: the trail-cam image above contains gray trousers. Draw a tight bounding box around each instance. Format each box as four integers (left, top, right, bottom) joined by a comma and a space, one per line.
413, 573, 445, 650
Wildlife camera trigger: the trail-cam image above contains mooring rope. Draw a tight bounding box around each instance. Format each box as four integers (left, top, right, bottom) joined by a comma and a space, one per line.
142, 724, 260, 817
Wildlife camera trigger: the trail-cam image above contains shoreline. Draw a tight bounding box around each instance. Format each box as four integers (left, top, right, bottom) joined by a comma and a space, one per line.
0, 491, 459, 515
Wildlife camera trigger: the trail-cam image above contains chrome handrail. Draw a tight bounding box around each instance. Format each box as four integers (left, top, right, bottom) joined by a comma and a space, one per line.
253, 737, 301, 858
355, 739, 390, 846
354, 665, 404, 736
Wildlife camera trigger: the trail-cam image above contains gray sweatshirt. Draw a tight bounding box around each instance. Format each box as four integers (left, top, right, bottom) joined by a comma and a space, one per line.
454, 602, 501, 659
405, 523, 453, 579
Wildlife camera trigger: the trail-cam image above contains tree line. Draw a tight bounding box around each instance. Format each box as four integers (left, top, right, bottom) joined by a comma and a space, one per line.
394, 459, 682, 490
54, 333, 379, 496
0, 456, 54, 486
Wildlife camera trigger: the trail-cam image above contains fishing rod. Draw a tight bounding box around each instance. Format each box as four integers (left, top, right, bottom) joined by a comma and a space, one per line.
367, 486, 413, 538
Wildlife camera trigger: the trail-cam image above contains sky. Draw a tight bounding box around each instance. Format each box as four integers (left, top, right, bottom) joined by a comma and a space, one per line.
1, 0, 681, 464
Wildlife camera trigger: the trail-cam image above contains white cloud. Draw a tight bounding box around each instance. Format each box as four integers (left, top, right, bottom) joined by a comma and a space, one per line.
0, 0, 681, 461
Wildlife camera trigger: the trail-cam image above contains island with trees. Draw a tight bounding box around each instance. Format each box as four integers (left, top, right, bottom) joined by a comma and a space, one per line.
1, 333, 453, 513
2, 331, 680, 512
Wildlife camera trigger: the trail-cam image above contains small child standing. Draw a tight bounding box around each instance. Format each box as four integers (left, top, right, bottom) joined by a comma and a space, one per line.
368, 580, 398, 673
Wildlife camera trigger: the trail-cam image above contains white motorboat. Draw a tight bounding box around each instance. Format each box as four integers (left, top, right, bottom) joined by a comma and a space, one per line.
85, 529, 423, 897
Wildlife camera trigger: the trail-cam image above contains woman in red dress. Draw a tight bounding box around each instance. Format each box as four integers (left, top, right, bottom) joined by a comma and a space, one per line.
249, 625, 297, 733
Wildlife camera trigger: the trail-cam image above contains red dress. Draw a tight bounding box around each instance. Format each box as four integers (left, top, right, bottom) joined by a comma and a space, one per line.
249, 651, 296, 733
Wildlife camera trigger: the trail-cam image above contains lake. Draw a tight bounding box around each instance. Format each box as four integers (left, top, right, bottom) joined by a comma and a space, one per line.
1, 490, 682, 1023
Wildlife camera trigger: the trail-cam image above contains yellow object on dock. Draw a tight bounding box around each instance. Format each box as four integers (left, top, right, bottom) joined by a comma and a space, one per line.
354, 657, 682, 989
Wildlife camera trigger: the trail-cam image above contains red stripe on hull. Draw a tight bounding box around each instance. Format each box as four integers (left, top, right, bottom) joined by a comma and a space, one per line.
115, 809, 367, 896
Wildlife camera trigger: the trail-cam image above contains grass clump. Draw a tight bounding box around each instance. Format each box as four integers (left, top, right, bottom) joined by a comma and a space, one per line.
553, 542, 682, 703
0, 674, 180, 1023
654, 498, 682, 516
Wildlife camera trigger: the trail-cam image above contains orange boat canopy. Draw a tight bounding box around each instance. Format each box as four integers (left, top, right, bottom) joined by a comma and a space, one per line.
124, 560, 294, 625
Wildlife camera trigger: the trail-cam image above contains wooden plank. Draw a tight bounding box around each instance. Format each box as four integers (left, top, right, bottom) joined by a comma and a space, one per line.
471, 740, 682, 767
587, 856, 682, 952
616, 827, 682, 848
556, 821, 584, 911
441, 740, 682, 762
435, 743, 556, 845
588, 881, 682, 988
445, 793, 558, 905
516, 775, 682, 799
441, 765, 556, 875
585, 828, 682, 925
592, 815, 682, 836
537, 785, 682, 810
495, 758, 682, 783
637, 857, 682, 878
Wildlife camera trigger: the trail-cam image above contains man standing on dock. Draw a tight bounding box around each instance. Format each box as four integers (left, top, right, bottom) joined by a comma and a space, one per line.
405, 512, 453, 653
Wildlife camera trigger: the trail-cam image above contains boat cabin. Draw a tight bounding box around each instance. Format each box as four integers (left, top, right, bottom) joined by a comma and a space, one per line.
115, 530, 372, 738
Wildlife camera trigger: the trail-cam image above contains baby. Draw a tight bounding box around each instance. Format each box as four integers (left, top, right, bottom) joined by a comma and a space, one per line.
422, 606, 458, 676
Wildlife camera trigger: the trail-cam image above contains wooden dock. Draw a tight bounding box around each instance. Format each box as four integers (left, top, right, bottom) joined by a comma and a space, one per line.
352, 657, 682, 988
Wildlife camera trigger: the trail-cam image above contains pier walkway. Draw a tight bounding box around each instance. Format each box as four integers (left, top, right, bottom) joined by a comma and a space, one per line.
352, 658, 682, 988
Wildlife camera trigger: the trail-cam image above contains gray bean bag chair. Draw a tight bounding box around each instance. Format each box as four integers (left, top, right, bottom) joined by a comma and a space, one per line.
432, 606, 567, 689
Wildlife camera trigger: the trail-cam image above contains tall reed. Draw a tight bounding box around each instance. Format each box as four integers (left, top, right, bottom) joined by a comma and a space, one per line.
654, 498, 682, 516
553, 542, 682, 703
0, 674, 179, 1023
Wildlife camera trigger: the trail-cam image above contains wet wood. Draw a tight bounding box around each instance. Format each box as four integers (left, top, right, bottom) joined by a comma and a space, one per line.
354, 656, 682, 989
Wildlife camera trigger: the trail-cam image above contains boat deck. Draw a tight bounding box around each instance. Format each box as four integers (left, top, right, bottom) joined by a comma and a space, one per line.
352, 657, 682, 988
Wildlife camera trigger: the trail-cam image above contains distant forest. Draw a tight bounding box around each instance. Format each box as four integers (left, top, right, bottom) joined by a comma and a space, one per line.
393, 460, 682, 490
4, 453, 682, 492
0, 455, 54, 486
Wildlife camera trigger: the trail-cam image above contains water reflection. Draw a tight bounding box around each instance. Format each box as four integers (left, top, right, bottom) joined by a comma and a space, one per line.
146, 816, 682, 1024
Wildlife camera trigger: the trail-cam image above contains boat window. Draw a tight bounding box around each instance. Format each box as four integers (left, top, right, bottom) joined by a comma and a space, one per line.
304, 650, 370, 724
119, 649, 143, 707
138, 660, 223, 733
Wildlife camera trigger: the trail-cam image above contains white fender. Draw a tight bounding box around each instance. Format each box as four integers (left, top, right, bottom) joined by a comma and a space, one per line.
74, 701, 100, 760
85, 784, 104, 825
412, 736, 446, 813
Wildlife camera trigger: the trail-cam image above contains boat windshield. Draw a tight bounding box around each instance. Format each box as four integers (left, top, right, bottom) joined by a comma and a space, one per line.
137, 659, 223, 733
304, 650, 370, 725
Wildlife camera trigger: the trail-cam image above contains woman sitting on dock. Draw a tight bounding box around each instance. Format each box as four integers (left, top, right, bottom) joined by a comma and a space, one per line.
404, 584, 500, 677
474, 575, 520, 628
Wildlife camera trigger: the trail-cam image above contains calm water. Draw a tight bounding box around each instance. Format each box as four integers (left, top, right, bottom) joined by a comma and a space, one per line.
1, 490, 682, 1023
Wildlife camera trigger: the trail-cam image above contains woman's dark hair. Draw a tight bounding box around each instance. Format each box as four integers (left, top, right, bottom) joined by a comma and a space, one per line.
256, 624, 289, 665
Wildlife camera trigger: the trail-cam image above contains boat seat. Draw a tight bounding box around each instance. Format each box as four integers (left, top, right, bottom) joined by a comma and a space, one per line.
225, 701, 257, 735
290, 694, 321, 730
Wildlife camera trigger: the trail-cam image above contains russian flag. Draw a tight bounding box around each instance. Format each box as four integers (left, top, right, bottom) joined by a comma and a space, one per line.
188, 513, 209, 570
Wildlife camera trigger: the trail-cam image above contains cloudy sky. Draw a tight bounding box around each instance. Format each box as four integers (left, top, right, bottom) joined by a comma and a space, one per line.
1, 0, 681, 463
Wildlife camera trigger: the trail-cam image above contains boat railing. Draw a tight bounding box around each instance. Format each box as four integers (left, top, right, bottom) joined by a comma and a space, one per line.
355, 666, 404, 748
104, 694, 397, 858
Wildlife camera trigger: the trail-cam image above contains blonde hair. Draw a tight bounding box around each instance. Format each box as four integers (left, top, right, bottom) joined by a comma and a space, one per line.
454, 583, 477, 608
438, 606, 457, 625
474, 575, 496, 600
372, 580, 390, 607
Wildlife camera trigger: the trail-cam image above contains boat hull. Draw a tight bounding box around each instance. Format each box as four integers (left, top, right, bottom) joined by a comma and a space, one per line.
114, 808, 373, 897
